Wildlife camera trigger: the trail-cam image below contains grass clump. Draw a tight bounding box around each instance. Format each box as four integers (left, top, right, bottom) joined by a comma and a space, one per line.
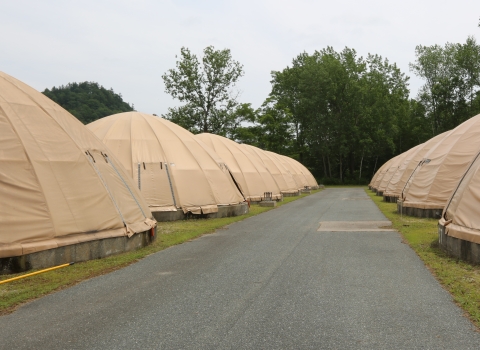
0, 189, 320, 314
366, 189, 480, 328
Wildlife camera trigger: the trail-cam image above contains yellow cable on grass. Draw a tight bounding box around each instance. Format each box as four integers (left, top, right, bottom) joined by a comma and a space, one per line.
0, 262, 74, 285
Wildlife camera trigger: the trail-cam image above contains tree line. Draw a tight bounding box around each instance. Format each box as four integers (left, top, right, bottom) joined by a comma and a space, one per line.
162, 33, 480, 183
43, 22, 480, 183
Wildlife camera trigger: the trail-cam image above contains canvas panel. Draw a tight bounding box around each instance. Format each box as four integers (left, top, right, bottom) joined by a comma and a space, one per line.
404, 115, 480, 209
136, 162, 175, 209
0, 106, 54, 243
443, 150, 480, 233
392, 131, 450, 198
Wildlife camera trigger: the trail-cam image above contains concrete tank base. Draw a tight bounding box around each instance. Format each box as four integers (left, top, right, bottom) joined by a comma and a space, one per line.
397, 201, 442, 219
375, 190, 384, 196
383, 195, 398, 203
259, 201, 276, 207
0, 229, 156, 275
282, 191, 300, 197
438, 224, 480, 264
153, 203, 249, 222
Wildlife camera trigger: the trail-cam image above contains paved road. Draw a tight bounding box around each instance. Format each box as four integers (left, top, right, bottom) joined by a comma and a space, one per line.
1, 188, 479, 349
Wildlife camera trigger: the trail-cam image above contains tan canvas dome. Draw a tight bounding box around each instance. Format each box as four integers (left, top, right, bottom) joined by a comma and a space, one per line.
377, 144, 432, 195
383, 131, 450, 199
402, 115, 480, 210
0, 72, 155, 259
280, 155, 318, 189
381, 144, 423, 198
369, 161, 388, 188
266, 151, 309, 189
440, 150, 480, 244
371, 155, 399, 191
195, 133, 282, 201
88, 112, 245, 214
376, 150, 413, 193
241, 144, 299, 194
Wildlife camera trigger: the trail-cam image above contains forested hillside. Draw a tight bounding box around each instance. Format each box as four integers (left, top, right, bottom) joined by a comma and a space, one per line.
43, 82, 134, 124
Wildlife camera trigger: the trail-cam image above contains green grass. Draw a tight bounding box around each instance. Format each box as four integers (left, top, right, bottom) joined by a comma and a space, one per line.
0, 189, 321, 314
366, 189, 480, 328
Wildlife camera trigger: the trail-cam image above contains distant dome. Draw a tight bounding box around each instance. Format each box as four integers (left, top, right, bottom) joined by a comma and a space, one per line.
196, 133, 282, 201
276, 155, 318, 189
265, 151, 309, 189
240, 145, 299, 194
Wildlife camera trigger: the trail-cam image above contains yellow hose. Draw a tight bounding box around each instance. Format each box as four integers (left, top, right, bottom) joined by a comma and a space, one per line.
0, 262, 74, 285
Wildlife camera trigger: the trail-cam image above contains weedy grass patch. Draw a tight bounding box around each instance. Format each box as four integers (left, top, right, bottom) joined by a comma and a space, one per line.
0, 189, 321, 314
367, 189, 480, 328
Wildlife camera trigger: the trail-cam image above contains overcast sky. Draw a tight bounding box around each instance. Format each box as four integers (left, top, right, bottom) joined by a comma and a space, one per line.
1, 1, 479, 116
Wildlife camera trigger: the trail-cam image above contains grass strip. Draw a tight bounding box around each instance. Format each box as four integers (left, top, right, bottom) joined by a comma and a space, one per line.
366, 189, 480, 328
0, 189, 321, 315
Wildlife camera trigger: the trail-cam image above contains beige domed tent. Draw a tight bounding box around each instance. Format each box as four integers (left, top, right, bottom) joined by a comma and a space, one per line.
196, 133, 282, 201
381, 144, 423, 201
376, 150, 414, 196
439, 149, 480, 263
377, 144, 431, 197
280, 156, 319, 189
241, 145, 299, 194
401, 114, 480, 217
266, 151, 308, 190
370, 155, 400, 193
88, 112, 245, 216
369, 160, 389, 190
383, 131, 450, 202
0, 72, 155, 261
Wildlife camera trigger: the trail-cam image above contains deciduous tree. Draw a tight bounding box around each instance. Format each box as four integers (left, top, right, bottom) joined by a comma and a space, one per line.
162, 46, 244, 136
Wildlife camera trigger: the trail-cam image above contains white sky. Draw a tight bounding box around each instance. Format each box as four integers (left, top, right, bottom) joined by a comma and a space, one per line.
1, 0, 479, 115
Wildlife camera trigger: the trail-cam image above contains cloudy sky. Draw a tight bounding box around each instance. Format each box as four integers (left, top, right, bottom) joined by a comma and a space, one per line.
1, 1, 479, 116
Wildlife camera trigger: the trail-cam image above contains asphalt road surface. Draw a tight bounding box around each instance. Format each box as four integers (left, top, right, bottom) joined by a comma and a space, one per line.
1, 188, 479, 349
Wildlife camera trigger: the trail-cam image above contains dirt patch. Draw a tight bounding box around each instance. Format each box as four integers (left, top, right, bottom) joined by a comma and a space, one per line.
341, 197, 370, 201
317, 221, 395, 232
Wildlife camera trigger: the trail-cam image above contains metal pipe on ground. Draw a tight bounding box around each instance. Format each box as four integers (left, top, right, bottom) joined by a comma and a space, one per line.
0, 262, 74, 285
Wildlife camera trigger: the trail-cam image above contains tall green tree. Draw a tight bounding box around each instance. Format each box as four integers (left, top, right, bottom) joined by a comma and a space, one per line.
410, 36, 480, 134
162, 46, 245, 136
43, 82, 134, 124
266, 47, 411, 182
